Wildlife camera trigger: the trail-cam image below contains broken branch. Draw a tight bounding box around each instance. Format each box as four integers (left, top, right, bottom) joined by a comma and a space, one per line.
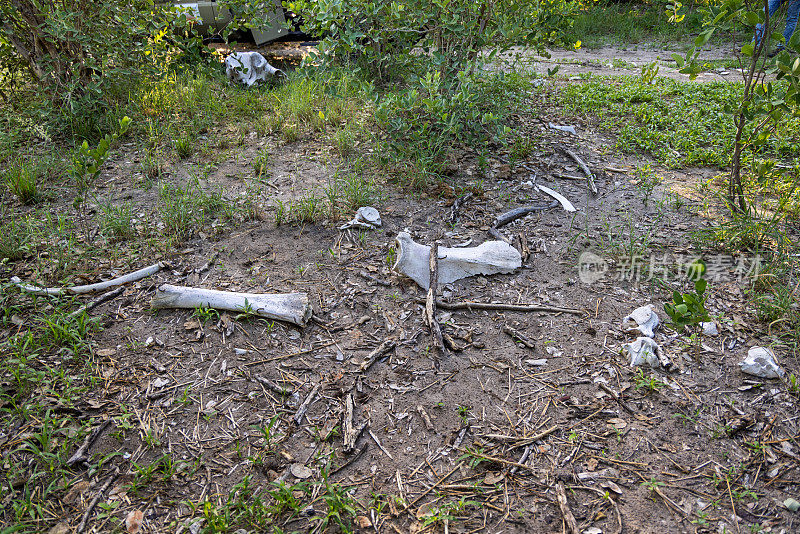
426, 242, 446, 356
428, 299, 584, 316
562, 148, 598, 195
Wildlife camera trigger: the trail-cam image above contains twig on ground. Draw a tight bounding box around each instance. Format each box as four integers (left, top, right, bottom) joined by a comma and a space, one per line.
369, 429, 393, 460
293, 383, 320, 425
502, 324, 536, 349
426, 242, 446, 356
76, 470, 119, 533
417, 405, 435, 431
359, 339, 397, 372
429, 299, 584, 316
562, 147, 598, 195
68, 287, 125, 319
555, 482, 580, 534
67, 419, 112, 467
343, 393, 367, 454
450, 192, 473, 224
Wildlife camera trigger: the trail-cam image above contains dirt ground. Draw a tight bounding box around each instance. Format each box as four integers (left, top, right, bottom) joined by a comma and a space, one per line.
6, 46, 800, 534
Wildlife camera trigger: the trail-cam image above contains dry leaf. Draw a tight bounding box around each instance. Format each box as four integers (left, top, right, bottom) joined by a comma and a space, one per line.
126, 509, 144, 533
96, 348, 117, 357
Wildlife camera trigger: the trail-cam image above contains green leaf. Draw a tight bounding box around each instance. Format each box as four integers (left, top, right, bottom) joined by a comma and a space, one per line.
695, 278, 707, 294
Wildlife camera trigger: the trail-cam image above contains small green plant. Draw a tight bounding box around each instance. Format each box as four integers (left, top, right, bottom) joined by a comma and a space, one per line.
641, 477, 664, 493
3, 162, 40, 204
253, 148, 269, 177
100, 202, 136, 241
0, 217, 31, 261
193, 304, 219, 323
69, 116, 132, 195
174, 132, 194, 159
634, 369, 665, 393
664, 260, 711, 337
639, 61, 660, 85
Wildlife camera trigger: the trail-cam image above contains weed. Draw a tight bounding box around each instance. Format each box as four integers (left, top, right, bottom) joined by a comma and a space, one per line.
174, 132, 194, 159
193, 304, 219, 323
281, 123, 301, 144
253, 147, 269, 177
633, 369, 665, 393
3, 161, 41, 204
100, 202, 136, 241
158, 179, 226, 239
641, 477, 665, 492
0, 217, 31, 261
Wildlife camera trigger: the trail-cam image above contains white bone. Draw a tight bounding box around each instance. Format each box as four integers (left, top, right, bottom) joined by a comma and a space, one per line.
393, 232, 521, 290
11, 262, 166, 296
740, 346, 784, 379
536, 184, 576, 212
339, 206, 381, 230
622, 305, 659, 338
624, 336, 670, 369
225, 52, 284, 87
151, 284, 312, 326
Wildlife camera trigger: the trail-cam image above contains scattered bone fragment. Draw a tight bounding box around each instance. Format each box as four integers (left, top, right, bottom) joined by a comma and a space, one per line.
339, 206, 382, 230
225, 51, 284, 86
12, 261, 167, 296
622, 305, 659, 338
740, 346, 784, 379
624, 336, 671, 370
701, 321, 719, 336
535, 184, 576, 212
394, 232, 521, 290
151, 284, 312, 326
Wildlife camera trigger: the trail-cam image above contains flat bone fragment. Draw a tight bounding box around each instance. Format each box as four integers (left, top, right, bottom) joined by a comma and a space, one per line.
624, 336, 670, 369
151, 284, 312, 326
622, 305, 659, 338
535, 184, 576, 212
394, 232, 521, 290
339, 206, 381, 230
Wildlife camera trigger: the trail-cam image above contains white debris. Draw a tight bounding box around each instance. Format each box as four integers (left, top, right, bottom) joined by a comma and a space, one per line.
548, 123, 577, 135
339, 206, 382, 230
624, 336, 663, 368
524, 359, 548, 367
622, 305, 659, 338
290, 463, 313, 479
225, 51, 284, 87
701, 321, 719, 336
393, 232, 522, 290
739, 346, 785, 379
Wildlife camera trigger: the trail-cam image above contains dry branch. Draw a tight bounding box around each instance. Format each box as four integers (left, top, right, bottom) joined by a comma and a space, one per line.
12, 261, 167, 296
502, 324, 536, 349
430, 299, 584, 316
342, 393, 367, 453
555, 482, 580, 534
359, 339, 397, 372
562, 147, 598, 195
426, 242, 446, 355
152, 284, 312, 326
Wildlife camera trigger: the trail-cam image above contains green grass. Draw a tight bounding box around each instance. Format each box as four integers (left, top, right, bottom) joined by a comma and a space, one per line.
553, 76, 800, 168
567, 2, 710, 49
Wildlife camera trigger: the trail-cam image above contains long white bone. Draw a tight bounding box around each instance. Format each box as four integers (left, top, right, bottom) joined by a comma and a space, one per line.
393, 232, 521, 290
151, 284, 312, 326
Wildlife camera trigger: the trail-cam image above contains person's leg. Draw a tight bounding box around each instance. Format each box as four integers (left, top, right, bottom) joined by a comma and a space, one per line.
756, 0, 786, 46
784, 0, 800, 47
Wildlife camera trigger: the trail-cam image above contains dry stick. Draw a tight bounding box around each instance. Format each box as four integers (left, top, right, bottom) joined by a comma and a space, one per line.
568, 485, 623, 534
450, 192, 473, 224
67, 419, 112, 467
432, 299, 585, 316
359, 339, 397, 372
244, 340, 338, 367
555, 482, 580, 534
598, 383, 636, 415
331, 443, 368, 475
12, 262, 167, 296
68, 287, 125, 319
417, 405, 435, 431
562, 147, 598, 196
293, 383, 320, 425
76, 470, 119, 533
399, 462, 464, 515
501, 324, 535, 349
342, 393, 367, 453
369, 429, 393, 459
426, 242, 446, 356
480, 425, 558, 448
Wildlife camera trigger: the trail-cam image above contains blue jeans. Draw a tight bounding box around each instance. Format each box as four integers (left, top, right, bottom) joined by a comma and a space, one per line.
755, 0, 800, 48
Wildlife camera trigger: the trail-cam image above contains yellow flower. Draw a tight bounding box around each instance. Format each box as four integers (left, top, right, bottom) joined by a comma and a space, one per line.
574, 40, 582, 50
